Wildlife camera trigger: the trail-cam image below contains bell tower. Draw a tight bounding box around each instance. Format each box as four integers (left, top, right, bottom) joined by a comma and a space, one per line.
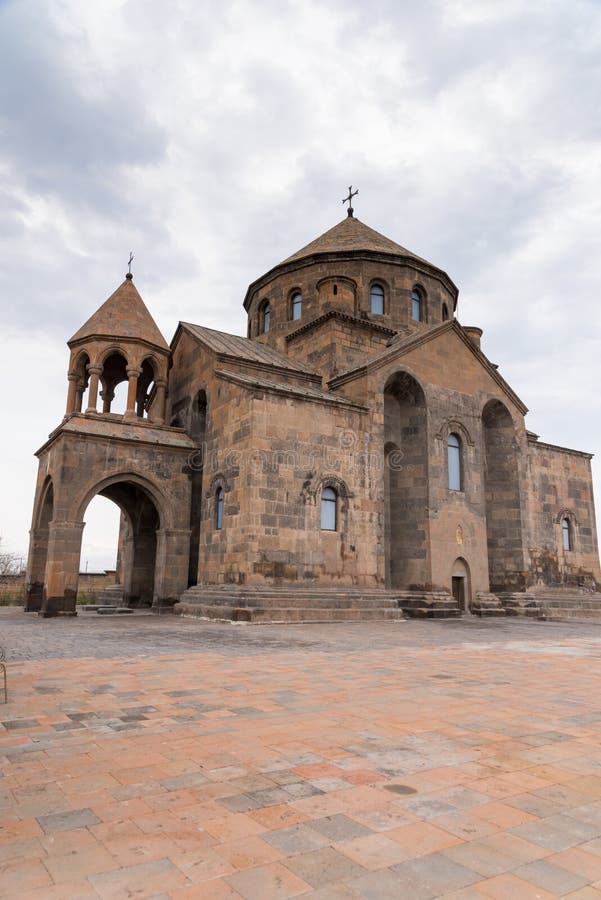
25, 272, 195, 617
66, 272, 170, 423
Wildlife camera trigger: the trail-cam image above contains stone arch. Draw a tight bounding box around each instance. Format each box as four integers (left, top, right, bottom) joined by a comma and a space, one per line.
383, 370, 429, 589
67, 349, 91, 414
74, 473, 168, 610
368, 277, 389, 315
99, 349, 129, 414
411, 283, 427, 322
75, 471, 168, 529
136, 357, 156, 418
556, 508, 578, 554
482, 398, 525, 592
436, 418, 474, 448
451, 556, 471, 612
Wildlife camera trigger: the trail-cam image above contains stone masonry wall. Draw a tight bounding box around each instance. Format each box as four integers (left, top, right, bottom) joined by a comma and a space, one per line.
525, 439, 600, 587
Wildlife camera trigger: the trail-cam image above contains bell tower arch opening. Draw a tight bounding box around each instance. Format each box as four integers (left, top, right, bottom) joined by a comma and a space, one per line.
100, 350, 129, 414
384, 371, 429, 589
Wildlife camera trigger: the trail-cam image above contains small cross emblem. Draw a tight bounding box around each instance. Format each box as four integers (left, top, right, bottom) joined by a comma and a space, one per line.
127, 251, 134, 275
342, 185, 358, 217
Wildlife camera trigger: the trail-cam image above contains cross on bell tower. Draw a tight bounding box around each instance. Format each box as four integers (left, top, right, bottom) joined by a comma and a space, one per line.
342, 185, 358, 217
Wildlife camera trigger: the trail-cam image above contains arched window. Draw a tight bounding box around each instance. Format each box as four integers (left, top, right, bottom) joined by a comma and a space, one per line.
370, 284, 385, 315
411, 287, 423, 322
442, 303, 449, 321
259, 300, 270, 334
448, 433, 461, 491
562, 518, 571, 551
291, 292, 302, 321
321, 486, 337, 531
215, 487, 224, 529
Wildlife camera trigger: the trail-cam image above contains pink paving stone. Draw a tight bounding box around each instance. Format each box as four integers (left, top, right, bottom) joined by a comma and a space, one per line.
6, 616, 601, 896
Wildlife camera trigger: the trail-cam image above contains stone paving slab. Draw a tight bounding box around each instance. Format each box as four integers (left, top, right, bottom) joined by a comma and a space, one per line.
3, 612, 601, 895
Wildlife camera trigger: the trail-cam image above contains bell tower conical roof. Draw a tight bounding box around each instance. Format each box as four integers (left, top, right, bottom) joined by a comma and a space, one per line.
68, 274, 169, 350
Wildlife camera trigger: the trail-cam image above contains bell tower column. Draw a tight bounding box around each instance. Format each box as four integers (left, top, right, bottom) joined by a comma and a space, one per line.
85, 365, 103, 414
125, 367, 142, 421
65, 373, 79, 416
153, 378, 168, 425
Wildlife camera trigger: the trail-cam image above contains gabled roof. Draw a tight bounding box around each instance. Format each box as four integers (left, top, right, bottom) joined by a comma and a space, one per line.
281, 215, 429, 266
215, 369, 367, 410
69, 275, 169, 351
176, 322, 319, 379
329, 320, 528, 416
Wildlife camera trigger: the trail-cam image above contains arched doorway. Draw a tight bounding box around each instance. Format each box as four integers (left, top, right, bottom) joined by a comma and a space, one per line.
482, 400, 525, 592
384, 371, 428, 589
82, 480, 161, 608
452, 557, 471, 612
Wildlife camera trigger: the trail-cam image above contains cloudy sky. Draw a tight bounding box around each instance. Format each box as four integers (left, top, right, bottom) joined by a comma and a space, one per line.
1, 0, 600, 570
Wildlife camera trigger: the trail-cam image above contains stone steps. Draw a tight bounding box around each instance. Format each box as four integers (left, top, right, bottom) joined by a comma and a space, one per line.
175, 585, 465, 623
180, 604, 405, 624
176, 586, 406, 623
530, 590, 601, 621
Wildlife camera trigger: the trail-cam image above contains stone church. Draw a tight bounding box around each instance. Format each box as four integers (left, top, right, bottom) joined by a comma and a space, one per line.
25, 206, 601, 620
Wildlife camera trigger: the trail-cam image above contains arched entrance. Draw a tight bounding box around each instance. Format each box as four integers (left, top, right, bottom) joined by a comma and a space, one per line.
384, 371, 428, 589
451, 557, 471, 612
80, 479, 161, 608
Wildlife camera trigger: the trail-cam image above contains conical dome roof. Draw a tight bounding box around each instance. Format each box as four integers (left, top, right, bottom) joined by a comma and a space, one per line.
69, 274, 169, 350
281, 215, 429, 266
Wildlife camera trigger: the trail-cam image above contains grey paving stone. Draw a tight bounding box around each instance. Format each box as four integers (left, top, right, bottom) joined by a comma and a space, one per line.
566, 802, 601, 826
262, 770, 301, 786
442, 840, 520, 877
511, 813, 601, 850
400, 796, 460, 819
159, 772, 208, 791
309, 777, 350, 793
2, 719, 40, 729
309, 814, 373, 842
37, 807, 101, 833
283, 781, 324, 799
351, 867, 434, 900
283, 846, 367, 887
514, 859, 589, 893
245, 787, 292, 808
219, 793, 263, 813
391, 852, 481, 894
263, 823, 331, 854
508, 792, 567, 818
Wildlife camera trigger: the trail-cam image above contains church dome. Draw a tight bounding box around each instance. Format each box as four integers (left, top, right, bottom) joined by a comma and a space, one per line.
280, 215, 430, 267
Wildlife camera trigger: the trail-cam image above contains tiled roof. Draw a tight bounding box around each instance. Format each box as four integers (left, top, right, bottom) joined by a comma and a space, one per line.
215, 369, 366, 408
281, 215, 429, 266
69, 276, 169, 350
180, 323, 318, 376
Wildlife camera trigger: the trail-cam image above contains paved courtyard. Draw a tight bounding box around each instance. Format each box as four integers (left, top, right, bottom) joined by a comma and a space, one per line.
3, 611, 601, 898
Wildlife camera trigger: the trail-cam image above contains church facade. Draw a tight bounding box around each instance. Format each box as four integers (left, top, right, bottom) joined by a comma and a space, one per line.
26, 210, 600, 619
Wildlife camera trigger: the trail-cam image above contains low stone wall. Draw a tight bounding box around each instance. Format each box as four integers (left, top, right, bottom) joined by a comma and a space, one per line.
0, 570, 117, 605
